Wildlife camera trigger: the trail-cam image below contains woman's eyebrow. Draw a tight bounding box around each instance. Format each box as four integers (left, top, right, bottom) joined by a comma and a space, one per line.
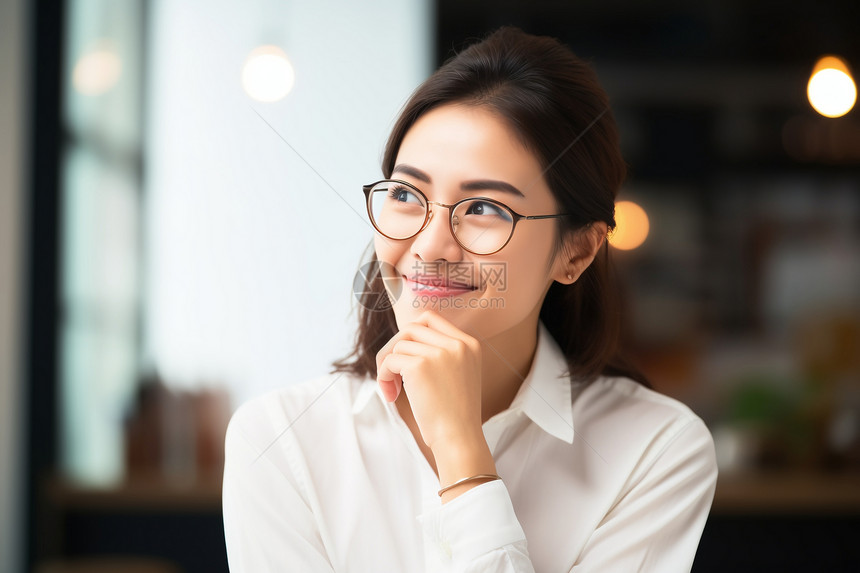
392, 163, 526, 198
460, 179, 525, 198
392, 163, 431, 183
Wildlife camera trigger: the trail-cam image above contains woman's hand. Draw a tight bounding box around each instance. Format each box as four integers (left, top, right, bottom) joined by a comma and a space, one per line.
376, 310, 483, 451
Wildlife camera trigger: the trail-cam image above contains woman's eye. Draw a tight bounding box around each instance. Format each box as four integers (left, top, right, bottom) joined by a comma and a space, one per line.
388, 186, 422, 204
465, 201, 512, 221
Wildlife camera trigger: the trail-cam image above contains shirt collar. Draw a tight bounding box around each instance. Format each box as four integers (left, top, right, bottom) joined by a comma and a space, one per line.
505, 320, 574, 443
351, 372, 384, 415
351, 320, 574, 444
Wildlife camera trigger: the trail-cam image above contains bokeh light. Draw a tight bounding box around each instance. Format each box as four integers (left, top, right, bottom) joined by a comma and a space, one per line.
807, 55, 856, 118
609, 200, 650, 250
241, 45, 295, 102
72, 45, 122, 96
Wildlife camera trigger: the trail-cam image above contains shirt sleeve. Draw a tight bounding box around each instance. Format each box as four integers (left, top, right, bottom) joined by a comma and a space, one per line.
572, 416, 719, 572
222, 411, 335, 573
417, 479, 536, 573
415, 417, 716, 573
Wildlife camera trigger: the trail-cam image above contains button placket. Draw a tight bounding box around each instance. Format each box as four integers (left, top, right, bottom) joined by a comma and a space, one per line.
381, 398, 442, 490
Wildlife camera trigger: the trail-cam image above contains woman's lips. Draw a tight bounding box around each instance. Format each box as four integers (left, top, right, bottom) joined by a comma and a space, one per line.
402, 275, 477, 297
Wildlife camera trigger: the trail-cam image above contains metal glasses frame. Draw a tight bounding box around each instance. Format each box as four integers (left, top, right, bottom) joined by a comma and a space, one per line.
362, 179, 570, 255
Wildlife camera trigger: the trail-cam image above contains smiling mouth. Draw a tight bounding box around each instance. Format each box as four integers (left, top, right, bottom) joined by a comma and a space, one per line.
402, 275, 478, 293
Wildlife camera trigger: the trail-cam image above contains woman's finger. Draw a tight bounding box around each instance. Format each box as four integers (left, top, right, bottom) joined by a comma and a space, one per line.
391, 339, 431, 357
375, 331, 404, 376
376, 353, 412, 402
414, 311, 478, 348
376, 323, 449, 377
396, 323, 452, 348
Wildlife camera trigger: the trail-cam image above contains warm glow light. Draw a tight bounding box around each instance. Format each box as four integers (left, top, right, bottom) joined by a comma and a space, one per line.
807, 55, 856, 118
609, 201, 649, 251
242, 45, 295, 102
72, 45, 121, 96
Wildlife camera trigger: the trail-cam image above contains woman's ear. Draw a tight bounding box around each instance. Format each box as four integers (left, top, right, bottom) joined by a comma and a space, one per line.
553, 222, 608, 285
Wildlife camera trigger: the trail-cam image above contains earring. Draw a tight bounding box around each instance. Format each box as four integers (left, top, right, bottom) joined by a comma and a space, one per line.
566, 273, 572, 280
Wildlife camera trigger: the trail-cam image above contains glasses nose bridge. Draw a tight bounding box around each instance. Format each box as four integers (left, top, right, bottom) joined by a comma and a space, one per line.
426, 199, 455, 211
416, 198, 461, 242
422, 199, 456, 227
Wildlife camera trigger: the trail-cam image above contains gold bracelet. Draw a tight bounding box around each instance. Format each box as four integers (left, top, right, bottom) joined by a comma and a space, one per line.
437, 474, 501, 497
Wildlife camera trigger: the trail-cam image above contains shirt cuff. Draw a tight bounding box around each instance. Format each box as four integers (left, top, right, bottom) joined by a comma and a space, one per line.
417, 479, 527, 569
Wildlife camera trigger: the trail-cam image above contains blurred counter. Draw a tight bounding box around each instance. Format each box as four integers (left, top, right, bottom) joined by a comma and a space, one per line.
713, 470, 860, 514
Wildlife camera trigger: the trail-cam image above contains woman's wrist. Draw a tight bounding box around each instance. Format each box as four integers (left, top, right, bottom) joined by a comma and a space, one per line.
432, 430, 498, 504
438, 474, 500, 503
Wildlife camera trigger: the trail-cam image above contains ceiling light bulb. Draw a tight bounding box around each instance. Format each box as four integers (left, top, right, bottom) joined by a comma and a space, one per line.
807, 55, 856, 118
73, 44, 122, 96
242, 45, 295, 103
609, 201, 650, 251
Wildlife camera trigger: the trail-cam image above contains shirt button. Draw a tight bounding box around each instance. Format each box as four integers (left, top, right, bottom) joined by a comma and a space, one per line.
440, 539, 452, 557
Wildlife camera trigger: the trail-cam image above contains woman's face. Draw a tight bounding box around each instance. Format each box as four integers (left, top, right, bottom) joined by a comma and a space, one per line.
374, 103, 576, 340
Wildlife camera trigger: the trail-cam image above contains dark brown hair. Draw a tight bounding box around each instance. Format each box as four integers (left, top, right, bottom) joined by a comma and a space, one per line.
331, 26, 649, 388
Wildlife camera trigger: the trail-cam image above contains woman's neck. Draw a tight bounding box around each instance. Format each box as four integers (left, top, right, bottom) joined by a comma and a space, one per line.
477, 315, 540, 424
392, 311, 542, 429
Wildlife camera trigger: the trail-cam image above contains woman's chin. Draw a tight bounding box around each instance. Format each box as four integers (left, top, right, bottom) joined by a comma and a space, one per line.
392, 296, 499, 338
393, 297, 461, 324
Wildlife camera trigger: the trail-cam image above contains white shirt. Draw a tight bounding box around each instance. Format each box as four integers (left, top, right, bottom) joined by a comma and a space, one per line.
223, 321, 718, 572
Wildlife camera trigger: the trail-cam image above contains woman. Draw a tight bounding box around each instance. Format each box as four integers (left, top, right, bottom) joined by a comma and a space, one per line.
223, 27, 717, 572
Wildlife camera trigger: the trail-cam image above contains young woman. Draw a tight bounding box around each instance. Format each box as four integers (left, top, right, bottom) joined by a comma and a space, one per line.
223, 27, 717, 572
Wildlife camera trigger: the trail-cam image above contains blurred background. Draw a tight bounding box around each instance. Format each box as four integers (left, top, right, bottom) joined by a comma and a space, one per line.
1, 0, 858, 571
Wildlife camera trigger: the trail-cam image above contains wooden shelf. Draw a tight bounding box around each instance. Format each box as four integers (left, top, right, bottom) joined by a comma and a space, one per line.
46, 469, 860, 515
45, 473, 223, 512
712, 470, 860, 514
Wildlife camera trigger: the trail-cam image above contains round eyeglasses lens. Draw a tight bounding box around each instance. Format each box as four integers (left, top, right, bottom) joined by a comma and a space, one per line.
451, 199, 514, 254
368, 181, 428, 239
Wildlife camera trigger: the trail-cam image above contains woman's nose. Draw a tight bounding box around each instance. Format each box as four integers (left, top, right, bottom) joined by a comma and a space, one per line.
409, 204, 464, 262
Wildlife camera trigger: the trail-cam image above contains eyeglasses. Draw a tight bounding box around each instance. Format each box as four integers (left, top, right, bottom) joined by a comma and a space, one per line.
362, 179, 570, 255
